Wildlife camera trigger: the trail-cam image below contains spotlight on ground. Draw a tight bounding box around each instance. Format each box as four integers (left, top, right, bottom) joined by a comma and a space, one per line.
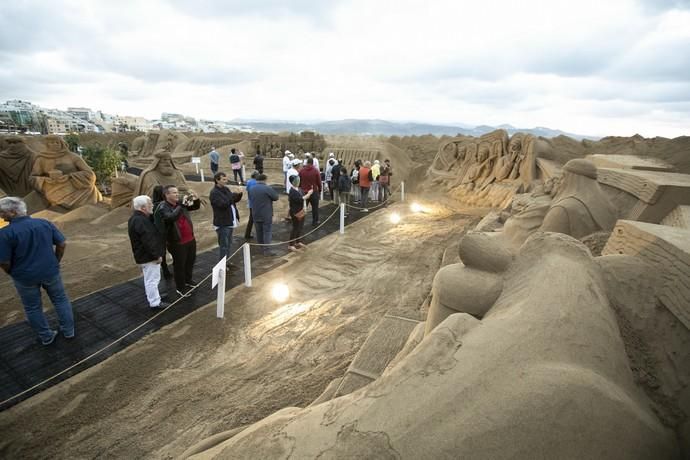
271, 283, 290, 302
410, 202, 423, 213
389, 212, 402, 224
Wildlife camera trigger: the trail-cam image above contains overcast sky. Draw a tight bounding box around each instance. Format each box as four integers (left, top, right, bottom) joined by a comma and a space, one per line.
1, 0, 689, 137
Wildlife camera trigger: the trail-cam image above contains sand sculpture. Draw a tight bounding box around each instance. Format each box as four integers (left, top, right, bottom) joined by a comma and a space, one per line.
186, 233, 678, 459
130, 130, 190, 157
134, 151, 191, 197
29, 135, 102, 209
0, 137, 35, 197
252, 131, 326, 158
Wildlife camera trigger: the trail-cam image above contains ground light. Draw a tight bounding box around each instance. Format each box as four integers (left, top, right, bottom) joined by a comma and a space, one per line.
271, 282, 290, 302
389, 212, 402, 224
410, 202, 423, 213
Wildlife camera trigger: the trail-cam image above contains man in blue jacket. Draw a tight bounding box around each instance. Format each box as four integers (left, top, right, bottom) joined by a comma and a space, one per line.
209, 172, 243, 269
0, 196, 75, 345
247, 173, 279, 255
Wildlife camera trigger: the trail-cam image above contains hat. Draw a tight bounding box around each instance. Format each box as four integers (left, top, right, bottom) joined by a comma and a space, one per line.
288, 153, 295, 159
292, 158, 303, 166
285, 150, 292, 155
329, 152, 335, 157
305, 152, 311, 158
374, 160, 380, 164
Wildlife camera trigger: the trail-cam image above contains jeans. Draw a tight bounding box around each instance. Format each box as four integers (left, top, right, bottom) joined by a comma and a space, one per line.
254, 221, 273, 254
308, 193, 319, 224
14, 273, 75, 341
169, 239, 197, 290
210, 162, 219, 175
232, 168, 244, 184
290, 214, 305, 245
141, 261, 162, 307
216, 225, 234, 262
361, 187, 370, 209
244, 208, 254, 239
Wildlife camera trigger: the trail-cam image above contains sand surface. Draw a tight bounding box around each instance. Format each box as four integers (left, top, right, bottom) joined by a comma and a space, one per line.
0, 183, 478, 458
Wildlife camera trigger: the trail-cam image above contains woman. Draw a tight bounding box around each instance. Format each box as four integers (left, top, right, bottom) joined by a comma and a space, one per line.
151, 185, 172, 279
287, 174, 313, 252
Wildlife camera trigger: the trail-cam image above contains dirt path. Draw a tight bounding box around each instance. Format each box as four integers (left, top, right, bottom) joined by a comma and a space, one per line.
0, 194, 480, 459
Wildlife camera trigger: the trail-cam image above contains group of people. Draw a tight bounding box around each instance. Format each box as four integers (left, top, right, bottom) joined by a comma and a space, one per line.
208, 146, 265, 184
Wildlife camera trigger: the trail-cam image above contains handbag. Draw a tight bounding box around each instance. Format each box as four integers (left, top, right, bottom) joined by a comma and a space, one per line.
294, 208, 306, 220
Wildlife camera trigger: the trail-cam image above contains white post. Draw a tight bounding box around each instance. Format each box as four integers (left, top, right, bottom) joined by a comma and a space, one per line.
243, 243, 252, 287
242, 165, 246, 184
340, 203, 345, 234
200, 169, 205, 183
320, 181, 324, 201
401, 181, 405, 202
216, 267, 226, 318
195, 163, 199, 174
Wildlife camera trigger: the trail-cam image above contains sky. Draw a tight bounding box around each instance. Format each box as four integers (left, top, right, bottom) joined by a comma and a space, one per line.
1, 0, 689, 138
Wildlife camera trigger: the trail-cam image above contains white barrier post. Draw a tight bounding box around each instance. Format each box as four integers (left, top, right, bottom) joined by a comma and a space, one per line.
200, 169, 205, 183
340, 203, 345, 234
401, 181, 405, 202
212, 257, 226, 319
195, 163, 199, 174
321, 181, 324, 201
242, 165, 246, 184
243, 243, 252, 287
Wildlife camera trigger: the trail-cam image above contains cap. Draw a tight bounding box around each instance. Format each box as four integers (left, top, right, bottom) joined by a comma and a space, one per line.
285, 150, 292, 155
288, 153, 295, 159
329, 152, 335, 157
292, 158, 303, 166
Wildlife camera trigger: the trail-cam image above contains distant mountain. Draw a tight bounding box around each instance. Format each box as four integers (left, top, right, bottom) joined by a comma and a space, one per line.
229, 119, 597, 140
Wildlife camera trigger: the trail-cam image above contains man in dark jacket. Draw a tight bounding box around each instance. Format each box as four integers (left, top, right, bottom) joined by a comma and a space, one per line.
299, 157, 322, 225
247, 173, 279, 255
253, 152, 264, 174
128, 195, 169, 309
209, 172, 243, 268
158, 185, 201, 297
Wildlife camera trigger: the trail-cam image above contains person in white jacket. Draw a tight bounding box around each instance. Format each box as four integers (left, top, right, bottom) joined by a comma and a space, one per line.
282, 150, 293, 186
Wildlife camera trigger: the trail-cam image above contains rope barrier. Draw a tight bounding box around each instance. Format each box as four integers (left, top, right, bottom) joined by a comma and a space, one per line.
344, 184, 402, 211
245, 204, 342, 248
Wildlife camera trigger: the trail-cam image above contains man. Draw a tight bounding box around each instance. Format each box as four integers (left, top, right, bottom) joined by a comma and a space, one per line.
244, 170, 259, 240
0, 197, 75, 345
330, 158, 342, 205
303, 152, 319, 172
209, 172, 243, 269
229, 148, 245, 185
128, 195, 169, 310
253, 151, 264, 174
208, 146, 220, 175
370, 159, 381, 202
282, 150, 292, 187
286, 158, 302, 194
158, 185, 201, 297
358, 161, 372, 212
380, 158, 393, 204
247, 173, 279, 255
299, 157, 322, 225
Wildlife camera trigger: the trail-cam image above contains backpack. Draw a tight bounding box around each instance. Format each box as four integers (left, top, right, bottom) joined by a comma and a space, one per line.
230, 153, 240, 164
153, 202, 166, 235
351, 169, 359, 184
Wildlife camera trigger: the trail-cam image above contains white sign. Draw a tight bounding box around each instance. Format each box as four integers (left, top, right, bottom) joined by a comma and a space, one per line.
191, 157, 201, 164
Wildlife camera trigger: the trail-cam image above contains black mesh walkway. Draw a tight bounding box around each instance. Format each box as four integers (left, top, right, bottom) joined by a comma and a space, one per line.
0, 198, 384, 411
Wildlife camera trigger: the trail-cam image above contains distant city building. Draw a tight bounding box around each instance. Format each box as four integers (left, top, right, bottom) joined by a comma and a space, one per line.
67, 107, 94, 122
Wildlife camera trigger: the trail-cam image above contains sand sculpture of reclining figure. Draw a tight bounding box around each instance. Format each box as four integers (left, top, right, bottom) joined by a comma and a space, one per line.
0, 137, 35, 198
29, 135, 102, 209
425, 158, 617, 333
184, 233, 677, 459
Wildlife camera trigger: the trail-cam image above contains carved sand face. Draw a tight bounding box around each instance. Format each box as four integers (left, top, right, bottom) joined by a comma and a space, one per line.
46, 137, 65, 153
509, 139, 522, 153
158, 159, 174, 176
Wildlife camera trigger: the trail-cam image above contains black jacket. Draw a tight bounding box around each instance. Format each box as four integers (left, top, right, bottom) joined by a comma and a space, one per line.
209, 185, 242, 227
128, 210, 163, 264
157, 198, 200, 246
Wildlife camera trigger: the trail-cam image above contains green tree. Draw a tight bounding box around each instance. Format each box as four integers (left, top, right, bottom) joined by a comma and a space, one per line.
65, 133, 80, 153
82, 146, 122, 192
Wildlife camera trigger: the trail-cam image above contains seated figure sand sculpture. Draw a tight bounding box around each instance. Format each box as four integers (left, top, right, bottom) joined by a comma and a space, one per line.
539, 158, 616, 238
183, 233, 677, 459
0, 137, 35, 197
29, 135, 102, 209
133, 151, 190, 198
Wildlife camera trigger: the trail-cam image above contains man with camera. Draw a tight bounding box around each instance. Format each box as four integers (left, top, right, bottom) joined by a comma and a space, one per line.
158, 185, 200, 298
210, 172, 243, 269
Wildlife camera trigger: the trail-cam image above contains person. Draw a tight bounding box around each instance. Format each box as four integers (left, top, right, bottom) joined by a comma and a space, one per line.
338, 166, 351, 217
287, 175, 312, 252
128, 195, 169, 310
30, 135, 102, 209
282, 150, 292, 187
208, 146, 220, 175
370, 159, 381, 202
158, 185, 201, 297
352, 160, 361, 203
331, 158, 342, 205
253, 151, 264, 174
209, 172, 243, 269
229, 148, 245, 185
247, 173, 279, 255
379, 159, 392, 204
244, 170, 259, 240
286, 158, 302, 194
0, 196, 75, 345
325, 157, 338, 201
299, 157, 322, 225
303, 152, 320, 172
151, 185, 172, 279
358, 161, 372, 212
